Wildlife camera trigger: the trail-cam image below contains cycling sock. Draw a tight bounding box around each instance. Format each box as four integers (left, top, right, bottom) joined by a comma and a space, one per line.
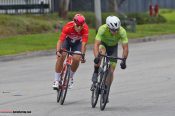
94, 66, 99, 74
54, 72, 61, 81
70, 70, 75, 79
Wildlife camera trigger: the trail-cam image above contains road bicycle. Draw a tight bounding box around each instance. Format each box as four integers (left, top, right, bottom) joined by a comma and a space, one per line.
91, 53, 124, 110
56, 49, 84, 105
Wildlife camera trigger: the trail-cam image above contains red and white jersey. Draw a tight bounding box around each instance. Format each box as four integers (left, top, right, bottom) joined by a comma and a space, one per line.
59, 21, 89, 43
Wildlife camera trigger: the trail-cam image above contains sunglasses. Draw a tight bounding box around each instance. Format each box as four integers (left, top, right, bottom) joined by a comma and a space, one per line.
75, 24, 83, 27
110, 28, 119, 32
74, 24, 83, 32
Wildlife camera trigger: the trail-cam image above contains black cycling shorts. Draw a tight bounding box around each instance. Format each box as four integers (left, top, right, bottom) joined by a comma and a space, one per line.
62, 38, 82, 52
100, 42, 118, 62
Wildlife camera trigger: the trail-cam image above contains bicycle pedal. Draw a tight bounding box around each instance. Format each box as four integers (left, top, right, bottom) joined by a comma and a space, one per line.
53, 87, 58, 90
90, 86, 95, 91
90, 84, 96, 91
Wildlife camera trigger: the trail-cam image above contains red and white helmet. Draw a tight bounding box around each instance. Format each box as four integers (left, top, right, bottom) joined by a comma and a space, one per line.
106, 16, 121, 30
73, 14, 85, 26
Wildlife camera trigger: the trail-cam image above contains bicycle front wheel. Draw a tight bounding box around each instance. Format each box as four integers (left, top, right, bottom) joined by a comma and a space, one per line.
57, 89, 62, 103
91, 83, 100, 108
100, 71, 110, 111
60, 65, 70, 105
100, 84, 110, 110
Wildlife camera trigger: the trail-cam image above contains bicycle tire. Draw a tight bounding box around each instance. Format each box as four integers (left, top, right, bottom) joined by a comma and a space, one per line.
60, 65, 70, 105
57, 89, 62, 103
57, 65, 66, 103
91, 67, 104, 108
100, 71, 110, 111
91, 82, 100, 108
100, 84, 110, 110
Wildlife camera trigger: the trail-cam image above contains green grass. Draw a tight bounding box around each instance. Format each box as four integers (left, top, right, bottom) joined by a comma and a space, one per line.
0, 14, 67, 37
128, 9, 175, 38
159, 9, 175, 23
1, 9, 175, 56
0, 33, 58, 55
128, 23, 175, 38
2, 21, 175, 56
0, 30, 96, 56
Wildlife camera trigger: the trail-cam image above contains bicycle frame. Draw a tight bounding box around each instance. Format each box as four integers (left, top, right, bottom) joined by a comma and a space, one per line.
100, 53, 124, 110
91, 53, 124, 110
60, 54, 72, 79
57, 49, 84, 105
99, 53, 123, 86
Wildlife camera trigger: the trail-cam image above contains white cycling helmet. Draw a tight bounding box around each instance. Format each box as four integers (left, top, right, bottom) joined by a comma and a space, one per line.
106, 16, 121, 30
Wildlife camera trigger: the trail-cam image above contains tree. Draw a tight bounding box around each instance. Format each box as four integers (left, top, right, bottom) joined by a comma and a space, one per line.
108, 0, 126, 13
58, 0, 70, 19
94, 0, 102, 31
108, 0, 117, 12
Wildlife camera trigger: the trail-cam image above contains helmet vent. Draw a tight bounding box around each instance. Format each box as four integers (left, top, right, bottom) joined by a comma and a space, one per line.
110, 23, 114, 27
114, 23, 118, 27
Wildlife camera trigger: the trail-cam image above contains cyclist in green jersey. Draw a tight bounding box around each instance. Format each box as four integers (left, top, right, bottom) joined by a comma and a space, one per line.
91, 16, 129, 88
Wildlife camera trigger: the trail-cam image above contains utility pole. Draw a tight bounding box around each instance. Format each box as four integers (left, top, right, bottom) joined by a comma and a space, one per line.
94, 0, 102, 32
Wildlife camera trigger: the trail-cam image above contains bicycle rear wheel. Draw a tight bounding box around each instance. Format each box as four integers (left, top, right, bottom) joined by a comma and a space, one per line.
60, 65, 70, 105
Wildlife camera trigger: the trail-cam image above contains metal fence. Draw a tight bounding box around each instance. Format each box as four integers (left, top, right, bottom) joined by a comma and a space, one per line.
1, 0, 175, 14
52, 0, 175, 13
0, 0, 50, 14
120, 0, 175, 13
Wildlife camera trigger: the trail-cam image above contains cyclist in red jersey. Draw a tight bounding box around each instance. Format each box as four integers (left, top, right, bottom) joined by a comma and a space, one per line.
53, 14, 89, 89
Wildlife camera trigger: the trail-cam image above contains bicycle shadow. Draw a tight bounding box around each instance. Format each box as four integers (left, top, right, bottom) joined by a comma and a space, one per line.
63, 99, 88, 106
105, 105, 154, 112
63, 101, 80, 105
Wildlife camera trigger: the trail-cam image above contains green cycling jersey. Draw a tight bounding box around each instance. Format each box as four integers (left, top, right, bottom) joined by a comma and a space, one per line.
95, 24, 128, 46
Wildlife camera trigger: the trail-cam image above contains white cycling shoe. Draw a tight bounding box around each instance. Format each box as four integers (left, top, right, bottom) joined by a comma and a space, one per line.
52, 81, 59, 90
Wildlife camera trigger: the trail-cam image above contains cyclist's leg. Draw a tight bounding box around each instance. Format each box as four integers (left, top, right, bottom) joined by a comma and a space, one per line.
55, 39, 69, 81
53, 39, 69, 89
92, 44, 106, 83
67, 40, 82, 88
70, 40, 82, 74
105, 44, 118, 86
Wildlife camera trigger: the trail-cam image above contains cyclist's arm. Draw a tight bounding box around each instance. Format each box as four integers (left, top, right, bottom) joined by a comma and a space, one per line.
120, 28, 129, 59
94, 25, 104, 57
81, 24, 89, 55
93, 40, 101, 58
81, 42, 87, 54
56, 40, 63, 52
57, 31, 66, 52
122, 43, 129, 59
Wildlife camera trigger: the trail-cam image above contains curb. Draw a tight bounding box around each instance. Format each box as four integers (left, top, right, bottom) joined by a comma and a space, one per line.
129, 34, 175, 43
0, 50, 55, 62
0, 34, 175, 62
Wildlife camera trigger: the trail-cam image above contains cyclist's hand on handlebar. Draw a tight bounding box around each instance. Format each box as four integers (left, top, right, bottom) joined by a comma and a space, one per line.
81, 58, 86, 63
120, 58, 127, 69
94, 57, 100, 64
81, 54, 86, 63
56, 51, 62, 57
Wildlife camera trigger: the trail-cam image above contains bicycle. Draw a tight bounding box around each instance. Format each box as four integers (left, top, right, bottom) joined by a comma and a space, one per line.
56, 49, 84, 105
91, 53, 124, 110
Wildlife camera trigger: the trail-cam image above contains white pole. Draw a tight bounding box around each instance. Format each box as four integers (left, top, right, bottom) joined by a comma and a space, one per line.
94, 0, 102, 32
49, 0, 52, 12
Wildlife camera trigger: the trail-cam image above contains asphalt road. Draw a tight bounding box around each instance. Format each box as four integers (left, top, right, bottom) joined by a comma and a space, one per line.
0, 38, 175, 116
